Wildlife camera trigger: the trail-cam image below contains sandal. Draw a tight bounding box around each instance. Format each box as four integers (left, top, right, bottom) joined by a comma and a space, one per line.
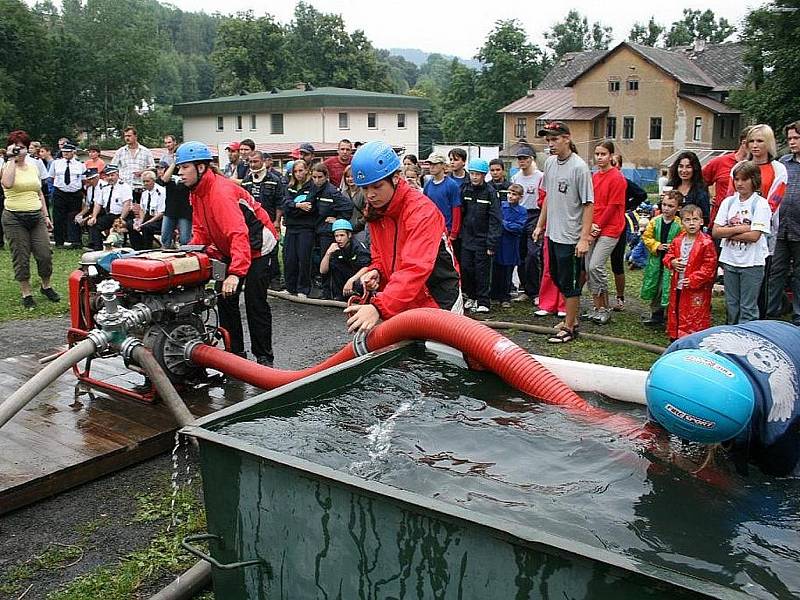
553, 320, 579, 332
547, 328, 577, 344
613, 296, 624, 312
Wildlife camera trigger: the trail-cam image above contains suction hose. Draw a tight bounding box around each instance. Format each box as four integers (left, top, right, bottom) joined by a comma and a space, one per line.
0, 338, 99, 429
189, 308, 649, 439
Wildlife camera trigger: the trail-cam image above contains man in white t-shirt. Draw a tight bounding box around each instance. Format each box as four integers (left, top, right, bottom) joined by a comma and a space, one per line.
511, 145, 545, 303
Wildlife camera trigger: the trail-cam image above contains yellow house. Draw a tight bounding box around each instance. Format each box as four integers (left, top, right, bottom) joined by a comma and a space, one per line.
499, 41, 745, 168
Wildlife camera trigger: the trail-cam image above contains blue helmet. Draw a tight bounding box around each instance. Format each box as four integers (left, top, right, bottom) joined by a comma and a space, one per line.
331, 219, 353, 232
285, 160, 295, 175
646, 349, 755, 444
467, 158, 489, 174
351, 141, 401, 187
175, 141, 212, 165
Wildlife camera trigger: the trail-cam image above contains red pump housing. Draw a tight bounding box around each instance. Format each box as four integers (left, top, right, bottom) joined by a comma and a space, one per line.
110, 252, 212, 293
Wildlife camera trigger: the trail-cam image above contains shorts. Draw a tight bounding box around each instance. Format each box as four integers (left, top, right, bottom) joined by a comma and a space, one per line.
548, 239, 582, 298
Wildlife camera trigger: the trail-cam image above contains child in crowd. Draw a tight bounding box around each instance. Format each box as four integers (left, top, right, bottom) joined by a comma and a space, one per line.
663, 204, 717, 340
422, 153, 462, 242
460, 158, 501, 312
403, 165, 422, 190
104, 218, 128, 249
487, 159, 510, 202
641, 190, 683, 326
713, 161, 771, 324
448, 148, 468, 188
319, 219, 371, 301
491, 183, 527, 307
534, 199, 566, 319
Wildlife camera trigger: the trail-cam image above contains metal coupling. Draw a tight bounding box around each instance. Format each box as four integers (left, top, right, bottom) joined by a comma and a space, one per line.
125, 303, 153, 328
183, 339, 204, 364
352, 331, 370, 357
120, 337, 143, 366
85, 329, 113, 353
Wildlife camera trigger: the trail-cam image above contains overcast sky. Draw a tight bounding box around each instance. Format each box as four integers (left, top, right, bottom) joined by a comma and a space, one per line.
162, 0, 756, 57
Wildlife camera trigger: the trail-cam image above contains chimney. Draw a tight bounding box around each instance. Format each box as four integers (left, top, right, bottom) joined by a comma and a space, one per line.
693, 39, 706, 53
527, 80, 535, 97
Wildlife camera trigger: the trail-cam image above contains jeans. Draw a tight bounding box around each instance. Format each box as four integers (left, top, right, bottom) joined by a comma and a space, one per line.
160, 216, 192, 248
768, 238, 800, 323
723, 263, 765, 324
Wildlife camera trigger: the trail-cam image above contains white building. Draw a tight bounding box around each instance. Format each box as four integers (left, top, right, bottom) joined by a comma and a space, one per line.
174, 85, 428, 155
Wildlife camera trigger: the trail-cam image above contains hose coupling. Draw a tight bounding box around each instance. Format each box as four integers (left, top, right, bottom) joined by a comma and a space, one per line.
352, 330, 370, 357
85, 329, 113, 353
120, 337, 144, 367
183, 340, 204, 364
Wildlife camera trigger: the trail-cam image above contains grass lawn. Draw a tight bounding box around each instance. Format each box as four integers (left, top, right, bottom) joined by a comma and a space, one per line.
0, 246, 82, 322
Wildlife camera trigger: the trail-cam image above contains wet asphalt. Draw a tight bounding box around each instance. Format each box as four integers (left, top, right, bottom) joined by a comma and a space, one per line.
0, 298, 352, 599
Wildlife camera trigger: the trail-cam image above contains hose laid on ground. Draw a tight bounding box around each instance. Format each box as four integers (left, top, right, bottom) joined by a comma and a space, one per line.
267, 290, 667, 355
0, 338, 98, 429
148, 560, 211, 600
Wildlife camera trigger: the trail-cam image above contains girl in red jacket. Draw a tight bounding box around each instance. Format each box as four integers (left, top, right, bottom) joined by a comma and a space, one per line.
663, 204, 718, 341
585, 141, 626, 324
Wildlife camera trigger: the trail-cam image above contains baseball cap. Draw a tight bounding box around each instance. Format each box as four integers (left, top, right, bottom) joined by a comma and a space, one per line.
516, 146, 535, 158
299, 142, 315, 154
225, 141, 241, 151
426, 153, 447, 164
537, 121, 571, 137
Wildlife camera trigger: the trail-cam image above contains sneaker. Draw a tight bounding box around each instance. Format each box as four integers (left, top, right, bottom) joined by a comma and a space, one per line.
474, 305, 490, 313
464, 298, 476, 310
557, 311, 567, 318
22, 295, 36, 309
500, 301, 512, 308
534, 309, 551, 317
593, 308, 612, 324
256, 356, 273, 368
512, 293, 530, 303
581, 307, 598, 320
40, 287, 60, 302
297, 293, 307, 299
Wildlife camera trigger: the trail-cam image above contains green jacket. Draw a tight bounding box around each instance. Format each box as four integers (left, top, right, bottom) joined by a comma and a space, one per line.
640, 215, 682, 306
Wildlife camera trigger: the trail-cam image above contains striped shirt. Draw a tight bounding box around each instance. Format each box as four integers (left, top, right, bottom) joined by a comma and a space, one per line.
111, 144, 155, 188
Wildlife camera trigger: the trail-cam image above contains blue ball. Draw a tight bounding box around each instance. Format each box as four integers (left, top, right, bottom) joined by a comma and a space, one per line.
646, 349, 755, 444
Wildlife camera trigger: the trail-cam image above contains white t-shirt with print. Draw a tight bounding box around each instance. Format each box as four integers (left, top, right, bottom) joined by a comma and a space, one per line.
714, 192, 771, 267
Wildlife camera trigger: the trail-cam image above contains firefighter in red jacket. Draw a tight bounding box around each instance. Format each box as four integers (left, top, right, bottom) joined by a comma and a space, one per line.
344, 141, 462, 333
176, 142, 279, 366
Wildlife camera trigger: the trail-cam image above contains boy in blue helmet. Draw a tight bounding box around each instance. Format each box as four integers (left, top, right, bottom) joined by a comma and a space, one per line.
647, 320, 800, 476
344, 141, 462, 333
320, 218, 371, 301
460, 157, 502, 313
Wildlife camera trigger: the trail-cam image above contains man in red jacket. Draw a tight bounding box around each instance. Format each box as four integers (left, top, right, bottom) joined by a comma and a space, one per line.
344, 141, 462, 333
176, 141, 279, 366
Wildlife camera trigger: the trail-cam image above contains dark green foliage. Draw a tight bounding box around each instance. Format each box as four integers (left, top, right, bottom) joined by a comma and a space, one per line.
544, 10, 612, 59
664, 9, 736, 47
628, 17, 665, 46
729, 1, 800, 133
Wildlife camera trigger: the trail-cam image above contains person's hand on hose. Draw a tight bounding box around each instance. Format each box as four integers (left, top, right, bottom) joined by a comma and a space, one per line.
344, 303, 381, 334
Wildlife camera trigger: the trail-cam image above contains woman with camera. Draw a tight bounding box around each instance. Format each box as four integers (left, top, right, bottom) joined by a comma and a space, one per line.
1, 130, 59, 309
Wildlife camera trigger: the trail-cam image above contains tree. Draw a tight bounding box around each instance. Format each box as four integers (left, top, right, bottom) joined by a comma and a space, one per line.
210, 11, 287, 95
665, 9, 736, 47
545, 10, 613, 59
473, 20, 547, 141
729, 1, 800, 131
439, 60, 481, 142
628, 17, 664, 46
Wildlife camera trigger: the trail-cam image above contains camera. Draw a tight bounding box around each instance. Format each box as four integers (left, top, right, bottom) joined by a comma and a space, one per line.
9, 146, 21, 156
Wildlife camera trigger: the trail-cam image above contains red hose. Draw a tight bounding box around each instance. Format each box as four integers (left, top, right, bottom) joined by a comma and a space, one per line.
190, 308, 647, 439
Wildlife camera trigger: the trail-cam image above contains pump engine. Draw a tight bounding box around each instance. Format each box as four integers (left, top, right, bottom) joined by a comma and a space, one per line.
68, 248, 227, 401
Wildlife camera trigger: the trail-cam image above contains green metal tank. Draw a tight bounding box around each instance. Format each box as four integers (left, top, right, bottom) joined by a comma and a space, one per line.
180, 343, 751, 600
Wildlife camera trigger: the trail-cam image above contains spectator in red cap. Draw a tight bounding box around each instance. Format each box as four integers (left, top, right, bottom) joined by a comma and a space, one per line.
224, 142, 248, 181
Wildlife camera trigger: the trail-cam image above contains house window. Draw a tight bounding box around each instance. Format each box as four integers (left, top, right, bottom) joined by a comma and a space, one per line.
250, 114, 257, 130
535, 119, 547, 134
623, 116, 635, 140
608, 79, 620, 93
368, 112, 377, 129
627, 78, 639, 93
338, 112, 349, 129
235, 115, 243, 131
606, 116, 617, 139
397, 113, 406, 129
515, 117, 527, 138
649, 117, 662, 140
216, 116, 224, 131
693, 117, 703, 141
729, 118, 736, 139
270, 113, 284, 135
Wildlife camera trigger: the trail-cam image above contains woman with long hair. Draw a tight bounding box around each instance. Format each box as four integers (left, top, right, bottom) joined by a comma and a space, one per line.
339, 164, 367, 237
743, 123, 788, 317
668, 151, 710, 224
